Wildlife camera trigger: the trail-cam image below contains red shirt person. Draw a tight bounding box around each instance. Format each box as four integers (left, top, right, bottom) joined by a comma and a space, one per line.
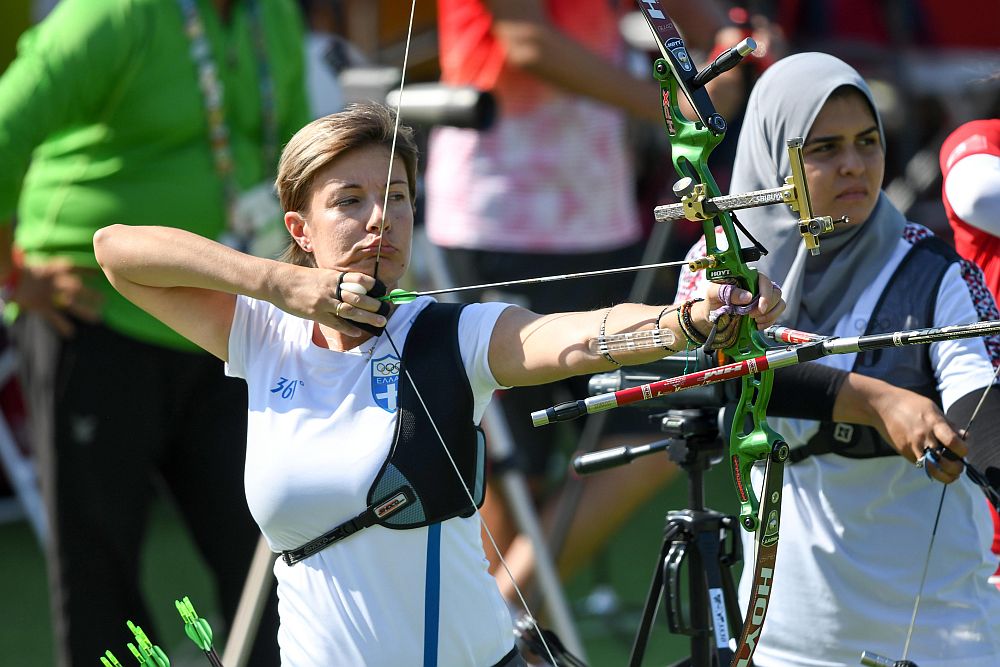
941, 118, 1000, 589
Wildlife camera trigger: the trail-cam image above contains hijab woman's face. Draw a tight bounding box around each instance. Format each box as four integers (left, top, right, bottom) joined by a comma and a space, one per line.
802, 90, 884, 227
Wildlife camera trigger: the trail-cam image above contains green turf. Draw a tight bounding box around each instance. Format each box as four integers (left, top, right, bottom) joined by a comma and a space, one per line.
0, 454, 744, 666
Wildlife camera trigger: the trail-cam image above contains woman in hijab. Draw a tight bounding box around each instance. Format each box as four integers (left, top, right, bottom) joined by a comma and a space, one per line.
676, 52, 1000, 666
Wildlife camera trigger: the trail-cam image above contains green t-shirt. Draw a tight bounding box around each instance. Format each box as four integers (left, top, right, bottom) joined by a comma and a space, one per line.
0, 0, 310, 350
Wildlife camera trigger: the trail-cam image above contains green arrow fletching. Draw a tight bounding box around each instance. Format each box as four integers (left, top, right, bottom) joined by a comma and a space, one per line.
381, 288, 419, 303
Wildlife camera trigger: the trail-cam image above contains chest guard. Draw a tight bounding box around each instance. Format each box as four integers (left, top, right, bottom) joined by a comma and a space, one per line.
282, 302, 487, 565
790, 236, 956, 463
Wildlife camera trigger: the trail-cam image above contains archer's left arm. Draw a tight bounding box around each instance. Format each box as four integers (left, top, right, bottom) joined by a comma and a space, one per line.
488, 275, 783, 387
934, 261, 1000, 486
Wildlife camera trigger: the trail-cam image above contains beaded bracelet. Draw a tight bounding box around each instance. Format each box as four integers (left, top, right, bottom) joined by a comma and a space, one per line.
678, 298, 708, 346
675, 307, 697, 347
598, 306, 623, 366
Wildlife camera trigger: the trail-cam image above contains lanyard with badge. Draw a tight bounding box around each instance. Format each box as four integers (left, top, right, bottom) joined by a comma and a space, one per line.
176, 0, 285, 257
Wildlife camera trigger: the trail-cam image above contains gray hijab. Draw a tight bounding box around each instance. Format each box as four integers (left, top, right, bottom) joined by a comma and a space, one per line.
730, 52, 906, 335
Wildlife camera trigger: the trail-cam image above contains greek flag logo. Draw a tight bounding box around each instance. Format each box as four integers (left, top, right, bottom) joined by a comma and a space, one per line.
371, 354, 401, 413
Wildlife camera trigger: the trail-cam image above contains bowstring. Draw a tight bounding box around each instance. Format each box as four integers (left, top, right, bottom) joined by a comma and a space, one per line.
901, 359, 1000, 658
372, 3, 558, 663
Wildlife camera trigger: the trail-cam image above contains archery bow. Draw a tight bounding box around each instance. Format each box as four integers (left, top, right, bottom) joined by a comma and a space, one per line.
630, 6, 788, 665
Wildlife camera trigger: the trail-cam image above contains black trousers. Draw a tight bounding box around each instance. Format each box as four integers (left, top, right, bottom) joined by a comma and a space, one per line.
15, 315, 279, 666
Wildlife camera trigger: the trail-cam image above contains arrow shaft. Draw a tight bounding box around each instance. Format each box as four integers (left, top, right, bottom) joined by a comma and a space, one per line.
396, 260, 689, 300
533, 320, 1000, 425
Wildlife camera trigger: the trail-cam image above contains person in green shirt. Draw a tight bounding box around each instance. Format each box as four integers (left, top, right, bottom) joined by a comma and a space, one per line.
0, 0, 310, 664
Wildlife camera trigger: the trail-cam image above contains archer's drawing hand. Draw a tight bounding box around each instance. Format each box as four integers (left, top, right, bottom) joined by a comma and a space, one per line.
277, 267, 386, 337
870, 386, 967, 483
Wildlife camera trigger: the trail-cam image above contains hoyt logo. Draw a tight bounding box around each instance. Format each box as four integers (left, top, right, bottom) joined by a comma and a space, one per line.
735, 567, 774, 667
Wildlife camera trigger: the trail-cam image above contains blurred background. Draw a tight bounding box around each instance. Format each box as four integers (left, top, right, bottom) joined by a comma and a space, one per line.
1, 1, 998, 665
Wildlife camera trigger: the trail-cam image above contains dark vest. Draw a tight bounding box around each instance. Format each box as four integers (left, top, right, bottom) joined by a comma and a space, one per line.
282, 302, 487, 565
789, 236, 958, 463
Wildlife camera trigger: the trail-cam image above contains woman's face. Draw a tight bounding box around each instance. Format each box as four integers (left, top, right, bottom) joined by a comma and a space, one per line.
292, 144, 413, 287
802, 91, 884, 227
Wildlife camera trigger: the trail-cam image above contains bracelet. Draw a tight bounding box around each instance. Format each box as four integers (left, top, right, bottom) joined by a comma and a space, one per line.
676, 306, 696, 347
655, 305, 683, 352
678, 298, 708, 346
598, 306, 623, 366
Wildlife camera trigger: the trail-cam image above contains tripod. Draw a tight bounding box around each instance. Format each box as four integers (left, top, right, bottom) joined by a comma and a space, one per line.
627, 409, 744, 667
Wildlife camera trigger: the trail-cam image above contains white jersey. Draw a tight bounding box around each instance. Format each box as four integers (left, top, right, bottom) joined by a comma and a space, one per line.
226, 296, 515, 666
680, 230, 1000, 666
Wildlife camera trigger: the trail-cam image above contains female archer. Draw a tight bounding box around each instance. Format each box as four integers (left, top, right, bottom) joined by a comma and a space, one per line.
94, 102, 784, 666
677, 53, 1000, 666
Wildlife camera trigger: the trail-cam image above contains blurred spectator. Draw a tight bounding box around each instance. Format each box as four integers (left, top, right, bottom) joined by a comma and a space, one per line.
297, 0, 368, 117
0, 0, 309, 664
942, 119, 1000, 296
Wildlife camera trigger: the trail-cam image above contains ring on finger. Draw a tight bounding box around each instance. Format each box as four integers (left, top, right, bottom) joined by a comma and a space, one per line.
335, 302, 346, 318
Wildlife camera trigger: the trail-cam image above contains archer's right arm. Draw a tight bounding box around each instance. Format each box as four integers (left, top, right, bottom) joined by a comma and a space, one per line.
93, 225, 381, 360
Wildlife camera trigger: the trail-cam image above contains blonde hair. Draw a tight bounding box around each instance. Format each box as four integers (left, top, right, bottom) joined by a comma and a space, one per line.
275, 102, 419, 267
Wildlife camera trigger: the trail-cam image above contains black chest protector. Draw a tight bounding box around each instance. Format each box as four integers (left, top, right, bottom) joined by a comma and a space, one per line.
789, 236, 958, 463
282, 303, 487, 565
